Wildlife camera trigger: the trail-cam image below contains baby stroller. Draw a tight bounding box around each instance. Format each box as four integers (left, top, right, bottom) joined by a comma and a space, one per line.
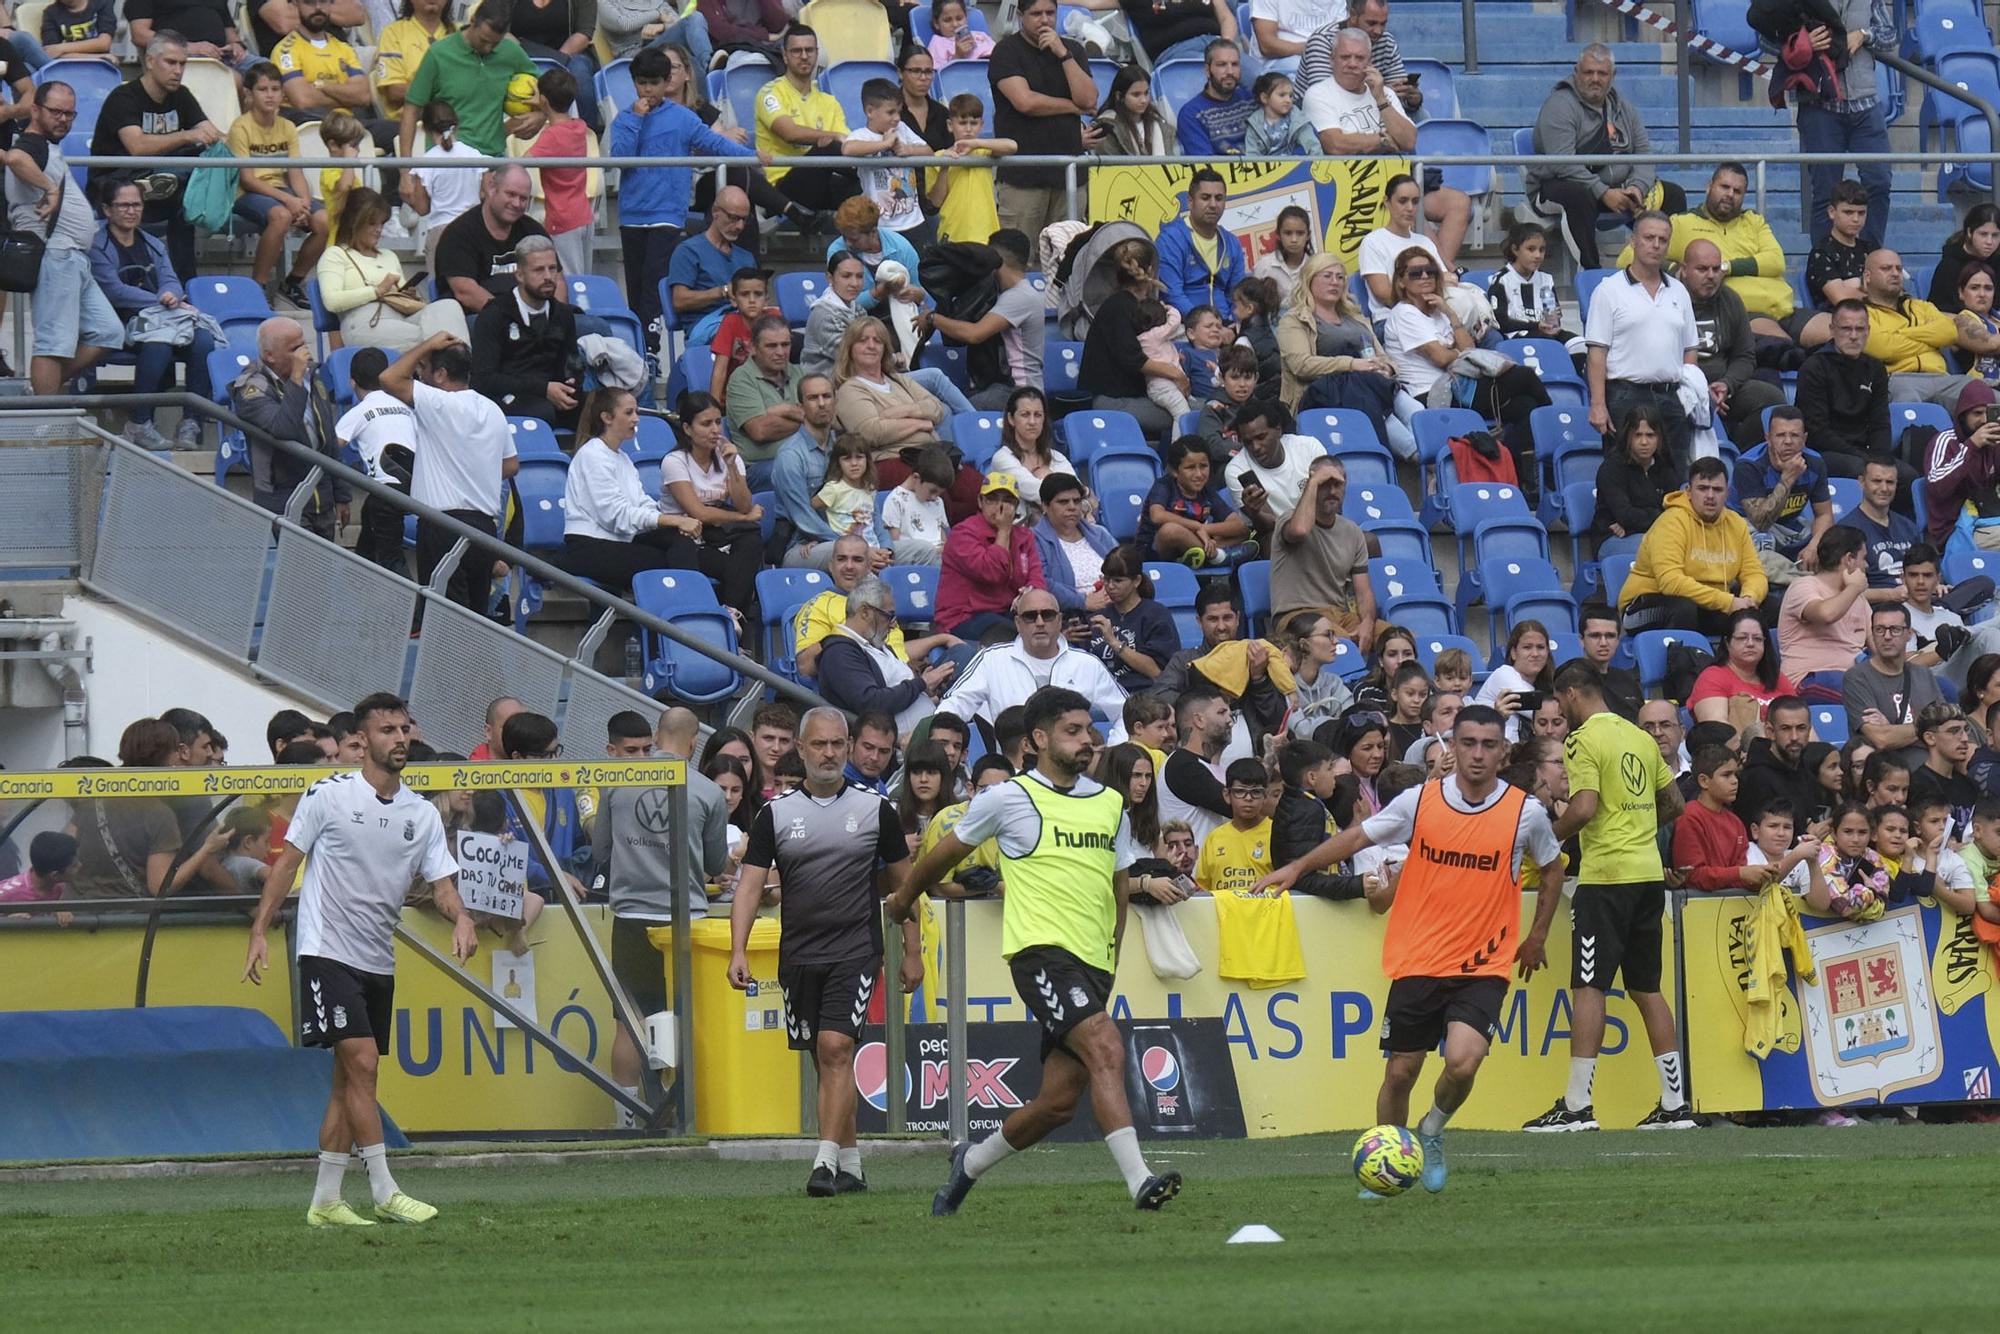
1048, 220, 1151, 343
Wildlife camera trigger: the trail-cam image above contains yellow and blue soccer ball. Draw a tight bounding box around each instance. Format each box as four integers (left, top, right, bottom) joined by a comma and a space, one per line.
1351, 1125, 1423, 1196
504, 72, 541, 117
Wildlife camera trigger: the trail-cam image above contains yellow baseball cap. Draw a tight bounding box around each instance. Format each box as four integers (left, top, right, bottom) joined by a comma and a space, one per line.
981, 471, 1020, 498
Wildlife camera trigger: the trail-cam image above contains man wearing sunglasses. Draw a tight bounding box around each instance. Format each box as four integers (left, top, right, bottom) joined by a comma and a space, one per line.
940, 588, 1130, 749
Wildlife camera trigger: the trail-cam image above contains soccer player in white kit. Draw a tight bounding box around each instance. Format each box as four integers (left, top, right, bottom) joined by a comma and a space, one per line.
244, 692, 476, 1227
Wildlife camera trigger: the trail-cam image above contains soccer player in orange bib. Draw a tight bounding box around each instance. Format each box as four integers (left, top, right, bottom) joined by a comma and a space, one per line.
1256, 705, 1566, 1196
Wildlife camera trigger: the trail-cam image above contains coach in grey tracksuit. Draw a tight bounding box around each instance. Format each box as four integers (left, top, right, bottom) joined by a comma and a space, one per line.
1522, 44, 1683, 270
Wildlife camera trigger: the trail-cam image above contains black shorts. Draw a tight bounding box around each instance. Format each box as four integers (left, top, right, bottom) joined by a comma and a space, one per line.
1572, 883, 1667, 993
1380, 976, 1508, 1054
611, 916, 670, 1016
298, 954, 394, 1055
1010, 945, 1114, 1060
778, 955, 880, 1051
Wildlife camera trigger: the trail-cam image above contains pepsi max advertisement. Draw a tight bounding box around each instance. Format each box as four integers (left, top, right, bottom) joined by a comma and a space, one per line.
854, 1019, 1246, 1140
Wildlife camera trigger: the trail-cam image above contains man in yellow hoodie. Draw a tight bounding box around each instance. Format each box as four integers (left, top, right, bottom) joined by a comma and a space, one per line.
1616, 162, 1801, 341
1618, 456, 1770, 636
1860, 248, 1973, 409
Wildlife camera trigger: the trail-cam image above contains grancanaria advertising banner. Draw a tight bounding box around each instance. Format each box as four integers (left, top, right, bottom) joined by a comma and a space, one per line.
1086, 156, 1407, 274
1683, 896, 1998, 1110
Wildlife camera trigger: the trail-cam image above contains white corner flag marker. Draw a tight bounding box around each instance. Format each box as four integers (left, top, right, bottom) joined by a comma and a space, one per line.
1227, 1224, 1284, 1244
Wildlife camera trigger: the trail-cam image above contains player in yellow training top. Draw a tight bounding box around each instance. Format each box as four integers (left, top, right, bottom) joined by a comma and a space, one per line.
890, 687, 1182, 1216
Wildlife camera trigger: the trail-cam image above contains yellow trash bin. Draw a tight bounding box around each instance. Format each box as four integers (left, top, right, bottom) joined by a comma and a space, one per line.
649, 918, 801, 1134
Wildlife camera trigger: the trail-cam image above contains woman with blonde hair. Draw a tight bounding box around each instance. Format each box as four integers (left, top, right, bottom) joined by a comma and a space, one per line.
1277, 251, 1415, 458
314, 188, 470, 350
833, 315, 984, 520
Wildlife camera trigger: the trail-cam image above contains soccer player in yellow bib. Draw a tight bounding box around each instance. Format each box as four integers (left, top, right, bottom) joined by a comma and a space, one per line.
890, 687, 1182, 1214
1523, 661, 1695, 1132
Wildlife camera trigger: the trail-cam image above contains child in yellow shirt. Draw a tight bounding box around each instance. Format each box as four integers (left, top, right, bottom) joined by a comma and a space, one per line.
319, 109, 369, 246
930, 93, 1015, 244
1195, 759, 1276, 896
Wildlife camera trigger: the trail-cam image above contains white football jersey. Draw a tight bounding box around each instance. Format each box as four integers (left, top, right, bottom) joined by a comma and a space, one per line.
287, 772, 458, 974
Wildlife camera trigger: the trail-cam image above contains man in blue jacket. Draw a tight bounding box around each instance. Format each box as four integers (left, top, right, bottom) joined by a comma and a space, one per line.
1155, 169, 1246, 318
609, 44, 765, 350
1173, 39, 1255, 157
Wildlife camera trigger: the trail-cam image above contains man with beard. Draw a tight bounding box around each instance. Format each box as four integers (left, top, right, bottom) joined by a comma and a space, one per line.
1732, 695, 1824, 830
1157, 682, 1234, 846
893, 687, 1181, 1215
815, 578, 955, 741
1680, 238, 1789, 446
1174, 38, 1256, 157
939, 588, 1130, 746
1617, 163, 1805, 345
470, 234, 579, 428
243, 692, 474, 1226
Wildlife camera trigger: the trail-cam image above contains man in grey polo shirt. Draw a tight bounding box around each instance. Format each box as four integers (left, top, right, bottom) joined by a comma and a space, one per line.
595, 705, 729, 1126
1586, 210, 1699, 471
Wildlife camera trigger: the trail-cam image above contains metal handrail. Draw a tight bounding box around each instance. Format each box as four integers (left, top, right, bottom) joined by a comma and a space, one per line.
0, 396, 826, 711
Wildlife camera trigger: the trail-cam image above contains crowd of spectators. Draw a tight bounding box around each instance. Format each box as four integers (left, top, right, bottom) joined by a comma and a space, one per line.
13, 5, 2000, 1044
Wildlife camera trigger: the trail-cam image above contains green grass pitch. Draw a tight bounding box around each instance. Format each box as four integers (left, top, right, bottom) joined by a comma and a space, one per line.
3, 1126, 1994, 1331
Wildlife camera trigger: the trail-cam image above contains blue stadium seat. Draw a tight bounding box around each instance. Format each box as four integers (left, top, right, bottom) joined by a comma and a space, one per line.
1415, 118, 1495, 199
1382, 594, 1456, 638
1343, 483, 1416, 526
317, 347, 363, 407
756, 568, 834, 676
1368, 558, 1444, 604
1363, 519, 1435, 569
1143, 561, 1203, 650
634, 571, 741, 704
1087, 60, 1120, 106
1297, 408, 1384, 454
1090, 445, 1163, 512
676, 343, 715, 405
1099, 486, 1146, 543
1415, 633, 1484, 680
1559, 481, 1599, 597
301, 278, 339, 355
624, 416, 677, 468
1400, 57, 1456, 117
1916, 9, 1992, 63
1461, 516, 1552, 616
1330, 441, 1396, 488
1500, 582, 1579, 650
1046, 340, 1084, 394
1826, 477, 1862, 524
1812, 704, 1850, 744
935, 60, 992, 131
567, 273, 633, 315
1412, 407, 1486, 525
1688, 0, 1758, 60
882, 564, 941, 625
1546, 631, 1585, 666
587, 53, 631, 120
1150, 60, 1207, 119
1576, 267, 1617, 322
1601, 550, 1638, 608
1062, 410, 1149, 468
1239, 559, 1272, 635
774, 271, 828, 327
1498, 336, 1586, 405
187, 275, 273, 322
1634, 628, 1698, 698
824, 61, 899, 125
1892, 400, 1953, 437
920, 340, 969, 388
1329, 637, 1367, 682
512, 458, 569, 552
724, 63, 771, 131
951, 412, 1006, 471
508, 417, 564, 459
1531, 404, 1602, 522
1943, 549, 2000, 585
1446, 481, 1532, 573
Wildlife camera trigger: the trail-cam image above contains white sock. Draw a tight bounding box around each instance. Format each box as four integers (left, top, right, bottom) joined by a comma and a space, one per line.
311, 1151, 348, 1208
1565, 1057, 1596, 1112
616, 1085, 641, 1130
837, 1146, 862, 1178
1104, 1126, 1151, 1197
1418, 1105, 1451, 1138
1656, 1051, 1687, 1111
814, 1139, 840, 1172
963, 1131, 1018, 1180
356, 1142, 398, 1207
